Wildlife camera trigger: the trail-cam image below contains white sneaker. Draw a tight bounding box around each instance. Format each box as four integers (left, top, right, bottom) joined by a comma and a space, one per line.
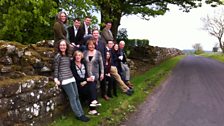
90, 100, 101, 107
88, 110, 100, 115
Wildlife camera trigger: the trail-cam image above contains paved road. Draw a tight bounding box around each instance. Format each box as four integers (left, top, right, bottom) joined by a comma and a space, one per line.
122, 56, 224, 126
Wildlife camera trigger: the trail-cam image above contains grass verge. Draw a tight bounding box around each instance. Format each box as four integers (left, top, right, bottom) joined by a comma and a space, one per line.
50, 55, 185, 126
200, 52, 224, 62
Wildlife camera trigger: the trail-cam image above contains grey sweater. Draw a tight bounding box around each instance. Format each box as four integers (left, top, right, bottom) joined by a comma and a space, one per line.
54, 53, 74, 82
83, 50, 104, 81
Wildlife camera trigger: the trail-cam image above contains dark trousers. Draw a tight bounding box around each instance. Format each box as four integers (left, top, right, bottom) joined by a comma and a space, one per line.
78, 81, 97, 110
102, 75, 117, 97
100, 78, 107, 97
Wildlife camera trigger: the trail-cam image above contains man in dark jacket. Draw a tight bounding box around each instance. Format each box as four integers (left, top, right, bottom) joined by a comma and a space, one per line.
80, 16, 92, 45
67, 18, 85, 52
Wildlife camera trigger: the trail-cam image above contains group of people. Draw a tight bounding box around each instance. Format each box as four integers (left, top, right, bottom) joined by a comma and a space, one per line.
53, 11, 134, 122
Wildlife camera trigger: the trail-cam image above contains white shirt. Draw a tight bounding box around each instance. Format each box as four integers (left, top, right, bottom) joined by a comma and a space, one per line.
84, 22, 89, 36
74, 26, 78, 37
62, 77, 76, 85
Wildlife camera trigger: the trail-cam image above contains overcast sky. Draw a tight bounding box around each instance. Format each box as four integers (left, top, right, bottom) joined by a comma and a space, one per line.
119, 4, 224, 51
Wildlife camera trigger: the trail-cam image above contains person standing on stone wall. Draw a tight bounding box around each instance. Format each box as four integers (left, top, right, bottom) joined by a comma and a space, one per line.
67, 18, 85, 52
80, 16, 92, 45
53, 12, 68, 52
101, 22, 114, 44
53, 39, 90, 122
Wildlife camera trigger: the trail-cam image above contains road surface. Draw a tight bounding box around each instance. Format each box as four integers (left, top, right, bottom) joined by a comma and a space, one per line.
122, 55, 224, 126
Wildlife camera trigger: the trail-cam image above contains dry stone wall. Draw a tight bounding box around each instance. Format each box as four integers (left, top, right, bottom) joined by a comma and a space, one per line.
0, 40, 68, 126
128, 45, 183, 65
0, 40, 183, 126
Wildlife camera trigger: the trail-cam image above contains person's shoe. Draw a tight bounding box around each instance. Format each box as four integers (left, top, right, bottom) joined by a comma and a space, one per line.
88, 110, 100, 115
103, 95, 110, 100
129, 88, 134, 93
125, 90, 132, 96
126, 81, 134, 89
90, 100, 101, 107
77, 115, 90, 122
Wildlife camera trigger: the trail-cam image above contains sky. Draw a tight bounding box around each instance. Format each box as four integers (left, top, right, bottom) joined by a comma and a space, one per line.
119, 4, 224, 51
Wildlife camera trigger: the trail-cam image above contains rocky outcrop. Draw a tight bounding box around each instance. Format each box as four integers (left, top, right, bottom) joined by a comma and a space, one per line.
0, 40, 183, 126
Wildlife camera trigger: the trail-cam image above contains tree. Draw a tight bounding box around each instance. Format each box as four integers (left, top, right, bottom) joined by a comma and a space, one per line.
92, 0, 222, 38
192, 43, 203, 54
117, 28, 128, 42
57, 0, 98, 25
0, 0, 57, 44
201, 8, 224, 53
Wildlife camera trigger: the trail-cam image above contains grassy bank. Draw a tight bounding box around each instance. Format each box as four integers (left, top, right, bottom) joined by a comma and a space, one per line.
200, 53, 224, 62
50, 55, 185, 126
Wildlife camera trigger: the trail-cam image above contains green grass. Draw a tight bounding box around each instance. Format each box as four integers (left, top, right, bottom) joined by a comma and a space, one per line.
50, 55, 185, 126
200, 52, 224, 62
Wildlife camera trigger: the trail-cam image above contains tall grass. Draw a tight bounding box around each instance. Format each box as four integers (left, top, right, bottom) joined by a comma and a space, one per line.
200, 52, 224, 62
50, 55, 185, 126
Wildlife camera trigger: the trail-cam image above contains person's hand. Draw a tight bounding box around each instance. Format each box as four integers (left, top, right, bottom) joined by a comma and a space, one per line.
70, 43, 76, 48
87, 76, 94, 82
54, 79, 60, 89
106, 73, 110, 77
118, 56, 123, 60
80, 81, 87, 86
100, 74, 104, 81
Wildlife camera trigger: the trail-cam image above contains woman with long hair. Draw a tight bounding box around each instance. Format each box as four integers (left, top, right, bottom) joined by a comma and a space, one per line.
53, 12, 68, 52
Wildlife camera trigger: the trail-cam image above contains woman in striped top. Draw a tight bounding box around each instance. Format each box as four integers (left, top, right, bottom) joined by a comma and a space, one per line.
54, 39, 90, 122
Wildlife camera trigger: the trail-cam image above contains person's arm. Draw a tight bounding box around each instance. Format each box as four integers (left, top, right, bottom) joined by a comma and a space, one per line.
53, 22, 66, 40
98, 52, 104, 80
53, 54, 61, 87
71, 61, 87, 82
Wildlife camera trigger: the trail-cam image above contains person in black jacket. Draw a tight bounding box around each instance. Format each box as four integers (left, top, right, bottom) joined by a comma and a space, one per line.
80, 16, 92, 45
105, 51, 117, 97
67, 18, 86, 52
71, 50, 101, 115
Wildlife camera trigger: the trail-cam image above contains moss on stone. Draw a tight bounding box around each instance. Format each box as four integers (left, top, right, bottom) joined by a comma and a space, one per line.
0, 75, 46, 87
0, 40, 26, 48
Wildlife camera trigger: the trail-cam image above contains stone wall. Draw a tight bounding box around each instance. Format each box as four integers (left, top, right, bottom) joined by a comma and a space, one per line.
128, 45, 183, 64
0, 40, 183, 126
0, 40, 68, 126
0, 76, 67, 126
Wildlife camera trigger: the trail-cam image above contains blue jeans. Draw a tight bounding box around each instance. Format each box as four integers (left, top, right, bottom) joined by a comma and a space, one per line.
62, 82, 84, 117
